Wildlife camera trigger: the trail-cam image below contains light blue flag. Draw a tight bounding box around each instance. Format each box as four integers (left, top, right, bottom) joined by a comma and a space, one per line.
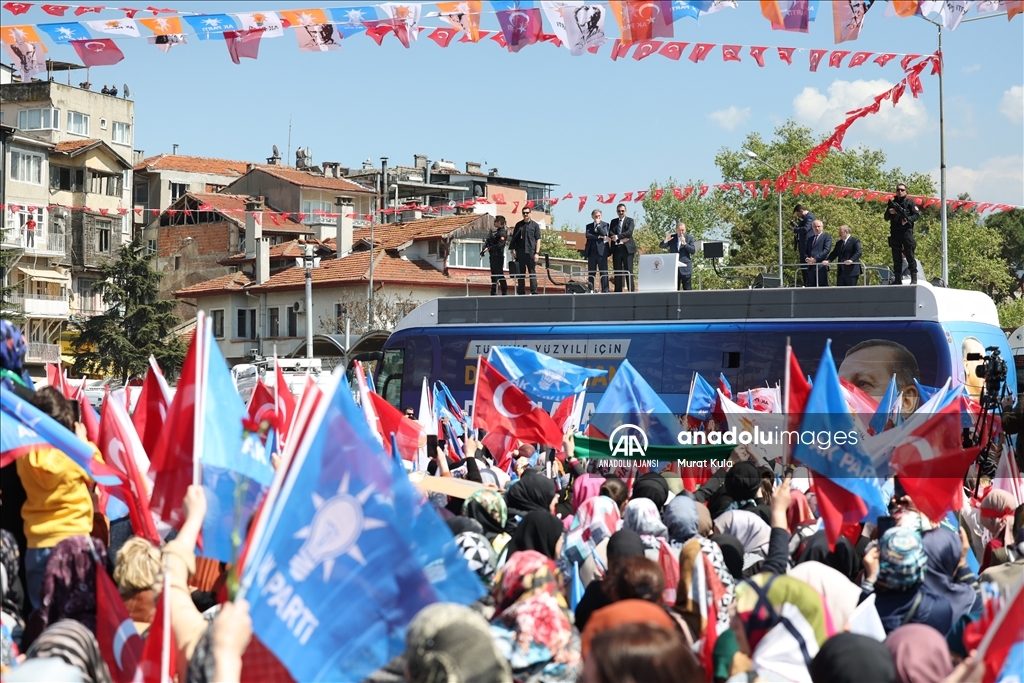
37, 22, 92, 44
571, 561, 585, 611
687, 372, 717, 422
243, 373, 473, 682
329, 6, 378, 37
183, 14, 238, 39
488, 346, 607, 402
807, 0, 820, 21
589, 360, 680, 446
868, 374, 899, 436
672, 1, 701, 21
792, 341, 888, 523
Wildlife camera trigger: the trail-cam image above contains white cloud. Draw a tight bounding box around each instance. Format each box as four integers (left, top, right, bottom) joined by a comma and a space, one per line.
707, 105, 751, 132
792, 79, 929, 141
931, 155, 1024, 207
999, 85, 1023, 125
960, 64, 981, 73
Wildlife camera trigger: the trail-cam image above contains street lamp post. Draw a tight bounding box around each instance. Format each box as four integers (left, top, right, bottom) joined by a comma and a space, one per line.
745, 150, 784, 282
302, 242, 319, 359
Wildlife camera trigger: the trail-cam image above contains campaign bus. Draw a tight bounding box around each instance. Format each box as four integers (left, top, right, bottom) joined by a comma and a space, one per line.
374, 286, 1015, 417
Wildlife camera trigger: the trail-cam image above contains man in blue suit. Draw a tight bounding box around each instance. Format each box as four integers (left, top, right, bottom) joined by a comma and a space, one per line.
823, 224, 863, 286
804, 219, 833, 287
584, 209, 610, 293
659, 221, 697, 290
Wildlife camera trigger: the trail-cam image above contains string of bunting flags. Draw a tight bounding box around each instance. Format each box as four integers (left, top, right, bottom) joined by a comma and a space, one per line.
1, 1, 1020, 77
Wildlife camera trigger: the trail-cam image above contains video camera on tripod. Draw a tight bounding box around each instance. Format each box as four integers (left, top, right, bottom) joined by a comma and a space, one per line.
967, 346, 1008, 409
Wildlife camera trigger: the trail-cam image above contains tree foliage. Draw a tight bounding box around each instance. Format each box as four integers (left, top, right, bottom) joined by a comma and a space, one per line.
72, 239, 185, 383
982, 208, 1024, 302
541, 227, 585, 260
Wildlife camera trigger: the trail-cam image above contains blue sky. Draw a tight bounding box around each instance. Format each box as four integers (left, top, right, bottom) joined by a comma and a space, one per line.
13, 1, 1022, 228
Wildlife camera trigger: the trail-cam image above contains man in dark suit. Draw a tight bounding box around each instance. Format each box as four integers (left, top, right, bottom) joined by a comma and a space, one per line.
509, 207, 541, 295
804, 219, 833, 287
659, 221, 697, 290
609, 203, 636, 292
823, 224, 862, 286
584, 209, 610, 293
793, 204, 816, 286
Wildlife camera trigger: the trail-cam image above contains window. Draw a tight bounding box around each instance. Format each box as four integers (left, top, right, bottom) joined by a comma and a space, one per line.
6, 205, 45, 236
334, 303, 347, 334
268, 307, 280, 338
236, 308, 256, 339
173, 255, 181, 270
99, 118, 107, 130
211, 309, 225, 338
447, 240, 486, 268
88, 171, 122, 197
287, 307, 297, 337
97, 220, 111, 252
169, 182, 188, 202
50, 166, 86, 192
146, 239, 156, 255
76, 278, 101, 314
67, 111, 90, 136
300, 199, 333, 222
10, 150, 43, 184
112, 121, 131, 145
18, 107, 59, 130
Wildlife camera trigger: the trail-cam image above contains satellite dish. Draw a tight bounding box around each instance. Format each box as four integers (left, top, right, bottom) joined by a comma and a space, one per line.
272, 144, 280, 157
123, 84, 130, 97
448, 200, 456, 208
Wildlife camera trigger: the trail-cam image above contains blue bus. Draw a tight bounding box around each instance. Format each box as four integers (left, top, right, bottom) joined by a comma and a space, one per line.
375, 286, 1014, 417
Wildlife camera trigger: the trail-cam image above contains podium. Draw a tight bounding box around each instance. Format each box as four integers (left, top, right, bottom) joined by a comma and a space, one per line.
639, 253, 678, 292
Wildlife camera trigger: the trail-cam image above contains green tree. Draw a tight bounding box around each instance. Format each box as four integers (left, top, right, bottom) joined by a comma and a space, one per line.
997, 297, 1024, 328
0, 226, 24, 325
917, 202, 1010, 295
982, 208, 1024, 301
72, 238, 186, 383
540, 227, 585, 260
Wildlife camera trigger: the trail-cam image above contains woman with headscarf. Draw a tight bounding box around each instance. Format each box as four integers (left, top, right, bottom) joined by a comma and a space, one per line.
405, 603, 513, 683
884, 624, 954, 683
711, 533, 745, 581
24, 619, 112, 683
723, 461, 771, 523
580, 599, 678, 657
788, 561, 864, 636
732, 573, 829, 668
664, 497, 735, 616
622, 498, 670, 562
809, 632, 897, 683
446, 516, 484, 537
630, 473, 669, 513
503, 510, 564, 561
563, 496, 620, 586
921, 528, 980, 649
490, 550, 581, 683
864, 527, 953, 635
583, 622, 704, 683
713, 510, 771, 576
505, 473, 557, 528
794, 529, 863, 582
463, 489, 512, 555
574, 530, 646, 632
786, 489, 816, 534
455, 531, 498, 588
980, 489, 1017, 571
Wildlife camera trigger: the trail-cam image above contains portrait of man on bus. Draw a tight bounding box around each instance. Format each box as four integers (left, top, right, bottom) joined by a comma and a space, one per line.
961, 336, 985, 402
838, 339, 921, 417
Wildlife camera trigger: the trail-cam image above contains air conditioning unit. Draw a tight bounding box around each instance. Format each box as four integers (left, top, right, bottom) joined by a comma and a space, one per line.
293, 300, 305, 314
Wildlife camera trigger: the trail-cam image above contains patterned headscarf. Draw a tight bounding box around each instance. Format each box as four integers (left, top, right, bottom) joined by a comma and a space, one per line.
623, 498, 668, 550
38, 536, 110, 635
1, 529, 23, 624
26, 619, 113, 683
463, 489, 509, 540
563, 496, 620, 567
878, 528, 927, 592
0, 320, 31, 388
455, 531, 497, 585
981, 489, 1017, 547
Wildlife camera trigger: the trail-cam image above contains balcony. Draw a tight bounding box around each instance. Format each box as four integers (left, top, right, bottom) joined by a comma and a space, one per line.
9, 292, 71, 318
25, 342, 61, 363
1, 229, 66, 256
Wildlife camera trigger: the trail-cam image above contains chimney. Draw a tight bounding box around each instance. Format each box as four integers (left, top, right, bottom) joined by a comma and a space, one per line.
172, 143, 179, 155
335, 196, 354, 258
465, 161, 482, 174
132, 149, 144, 166
246, 163, 256, 173
489, 168, 499, 176
414, 154, 428, 169
244, 197, 264, 259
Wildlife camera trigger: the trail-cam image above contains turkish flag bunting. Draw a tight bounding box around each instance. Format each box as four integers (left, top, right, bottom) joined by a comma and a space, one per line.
428, 27, 457, 47
2, 3, 31, 14
472, 358, 563, 447
900, 53, 921, 71
96, 568, 144, 683
874, 53, 897, 67
74, 5, 103, 15
460, 30, 489, 42
688, 43, 714, 63
829, 50, 850, 68
777, 46, 795, 65
808, 49, 827, 72
621, 192, 633, 202
632, 40, 663, 60
491, 30, 507, 47
722, 44, 742, 62
610, 38, 630, 60
658, 41, 687, 60
596, 194, 616, 204
364, 21, 395, 45
577, 196, 588, 212
635, 190, 647, 202
672, 187, 685, 200
511, 201, 519, 213
849, 51, 872, 67
70, 38, 125, 67
652, 189, 664, 201
41, 4, 69, 15
749, 45, 767, 67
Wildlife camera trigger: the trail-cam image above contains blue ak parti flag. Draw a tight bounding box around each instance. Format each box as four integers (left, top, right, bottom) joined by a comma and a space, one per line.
914, 379, 940, 404
589, 360, 680, 446
487, 346, 608, 403
37, 22, 92, 44
686, 372, 717, 422
243, 371, 474, 682
571, 561, 585, 611
328, 5, 378, 37
868, 374, 899, 436
672, 1, 701, 21
1, 385, 104, 475
791, 341, 888, 523
182, 14, 238, 39
199, 326, 273, 563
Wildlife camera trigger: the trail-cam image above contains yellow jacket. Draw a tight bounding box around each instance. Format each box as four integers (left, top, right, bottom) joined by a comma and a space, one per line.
16, 443, 100, 548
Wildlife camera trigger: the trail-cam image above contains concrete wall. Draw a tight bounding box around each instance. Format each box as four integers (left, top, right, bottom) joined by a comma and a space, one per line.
153, 221, 238, 319
224, 171, 301, 213
136, 169, 242, 215
0, 82, 134, 154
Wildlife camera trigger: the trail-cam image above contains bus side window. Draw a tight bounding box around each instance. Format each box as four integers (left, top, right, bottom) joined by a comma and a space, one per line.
378, 348, 404, 407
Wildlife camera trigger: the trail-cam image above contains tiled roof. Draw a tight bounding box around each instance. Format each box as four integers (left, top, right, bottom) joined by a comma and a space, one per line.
173, 193, 312, 234
350, 213, 490, 250
135, 154, 249, 176
174, 271, 251, 297
54, 138, 100, 153
252, 165, 375, 194
219, 239, 328, 265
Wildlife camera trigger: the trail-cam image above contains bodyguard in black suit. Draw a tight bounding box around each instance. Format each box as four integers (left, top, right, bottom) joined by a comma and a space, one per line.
659, 221, 697, 290
510, 207, 541, 294
803, 219, 833, 287
584, 209, 610, 293
823, 225, 862, 286
609, 203, 636, 292
793, 204, 816, 285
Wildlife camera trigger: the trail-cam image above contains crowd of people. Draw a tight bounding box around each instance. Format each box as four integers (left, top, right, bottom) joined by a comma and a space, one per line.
0, 316, 1021, 683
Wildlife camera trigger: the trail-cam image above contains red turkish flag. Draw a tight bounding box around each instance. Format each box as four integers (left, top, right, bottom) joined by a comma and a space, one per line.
610, 38, 630, 60
428, 27, 457, 47
472, 358, 563, 447
369, 391, 425, 462
122, 8, 139, 18
70, 38, 125, 67
900, 53, 921, 71
658, 41, 688, 60
688, 42, 714, 63
41, 4, 69, 14
808, 48, 827, 71
482, 429, 517, 472
634, 190, 647, 201
873, 53, 897, 67
849, 51, 872, 67
511, 201, 519, 213
596, 194, 616, 204
631, 40, 663, 60
247, 380, 277, 427
890, 399, 982, 523
138, 573, 177, 683
2, 2, 32, 15
460, 30, 489, 42
749, 45, 767, 67
132, 359, 171, 458
829, 50, 849, 67
225, 28, 264, 63
813, 473, 868, 550
74, 5, 102, 15
273, 362, 296, 441
621, 192, 633, 202
490, 30, 507, 47
577, 196, 588, 211
96, 568, 144, 683
364, 21, 395, 45
777, 46, 795, 65
652, 189, 665, 201
722, 44, 741, 62
671, 187, 684, 200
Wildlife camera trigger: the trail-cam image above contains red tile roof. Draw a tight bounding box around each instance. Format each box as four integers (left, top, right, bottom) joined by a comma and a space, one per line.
350, 213, 491, 250
251, 165, 375, 194
176, 193, 312, 234
219, 239, 328, 265
174, 271, 252, 297
54, 138, 100, 153
135, 154, 250, 176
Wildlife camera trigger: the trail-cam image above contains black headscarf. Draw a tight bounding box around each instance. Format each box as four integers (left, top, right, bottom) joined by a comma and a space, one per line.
810, 633, 897, 683
505, 473, 556, 521
795, 530, 863, 581
710, 533, 744, 580
503, 510, 564, 560
631, 473, 669, 512
607, 529, 647, 561
446, 517, 484, 537
724, 461, 762, 501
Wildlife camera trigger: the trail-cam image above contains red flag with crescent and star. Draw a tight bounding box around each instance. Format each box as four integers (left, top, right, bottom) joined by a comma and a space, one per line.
70, 37, 124, 66
472, 357, 563, 447
96, 565, 144, 683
